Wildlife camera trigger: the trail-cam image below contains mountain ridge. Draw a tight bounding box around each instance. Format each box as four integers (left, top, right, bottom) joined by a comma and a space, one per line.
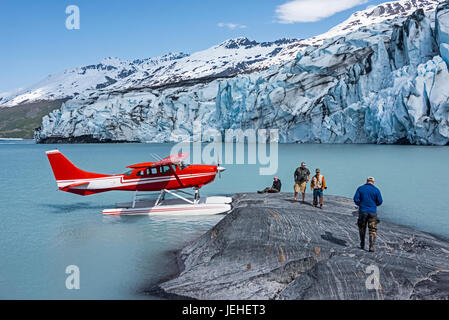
34, 1, 449, 145
0, 0, 440, 110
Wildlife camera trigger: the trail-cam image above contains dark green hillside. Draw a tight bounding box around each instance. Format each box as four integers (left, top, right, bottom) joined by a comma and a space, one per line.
0, 99, 66, 139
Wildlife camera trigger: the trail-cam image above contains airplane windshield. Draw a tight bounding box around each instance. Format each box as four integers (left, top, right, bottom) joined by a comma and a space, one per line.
123, 170, 133, 176
179, 161, 190, 170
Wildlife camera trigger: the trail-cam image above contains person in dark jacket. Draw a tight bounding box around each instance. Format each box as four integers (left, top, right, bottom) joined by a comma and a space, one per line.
294, 162, 311, 203
353, 177, 383, 252
258, 177, 282, 193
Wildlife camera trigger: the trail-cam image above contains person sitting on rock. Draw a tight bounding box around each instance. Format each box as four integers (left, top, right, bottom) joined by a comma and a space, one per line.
353, 177, 383, 252
310, 168, 327, 209
258, 177, 282, 193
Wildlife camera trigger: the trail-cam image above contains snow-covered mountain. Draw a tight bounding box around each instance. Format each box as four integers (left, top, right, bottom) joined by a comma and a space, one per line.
35, 1, 449, 145
304, 0, 440, 45
0, 39, 303, 107
1, 0, 440, 109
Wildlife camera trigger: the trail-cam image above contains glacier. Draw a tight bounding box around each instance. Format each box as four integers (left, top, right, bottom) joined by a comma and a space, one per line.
35, 1, 449, 145
3, 0, 439, 109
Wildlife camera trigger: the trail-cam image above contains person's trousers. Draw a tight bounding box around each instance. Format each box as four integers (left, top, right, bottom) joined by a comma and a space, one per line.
313, 188, 323, 206
357, 212, 380, 242
262, 187, 279, 193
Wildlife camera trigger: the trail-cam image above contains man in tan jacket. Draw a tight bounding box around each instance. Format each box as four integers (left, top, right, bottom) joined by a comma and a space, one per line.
310, 168, 327, 209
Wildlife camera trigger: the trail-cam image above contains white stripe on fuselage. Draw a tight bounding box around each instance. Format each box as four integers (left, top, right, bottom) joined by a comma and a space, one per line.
56, 172, 216, 190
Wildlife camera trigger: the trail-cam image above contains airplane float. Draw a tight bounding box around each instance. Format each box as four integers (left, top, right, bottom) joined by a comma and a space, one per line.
45, 150, 231, 216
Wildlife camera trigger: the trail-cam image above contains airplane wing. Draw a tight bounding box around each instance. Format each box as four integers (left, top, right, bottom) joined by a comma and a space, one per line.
161, 153, 189, 164
126, 153, 189, 169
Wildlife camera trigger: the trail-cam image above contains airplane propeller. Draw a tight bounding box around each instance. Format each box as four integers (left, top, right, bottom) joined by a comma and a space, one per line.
150, 153, 163, 161
216, 156, 226, 179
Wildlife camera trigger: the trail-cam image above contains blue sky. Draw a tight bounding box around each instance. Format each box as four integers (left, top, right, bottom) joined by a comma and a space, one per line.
0, 0, 390, 92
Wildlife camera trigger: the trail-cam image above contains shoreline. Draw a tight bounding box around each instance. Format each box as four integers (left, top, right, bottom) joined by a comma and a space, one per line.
34, 136, 449, 146
35, 135, 140, 144
154, 192, 449, 300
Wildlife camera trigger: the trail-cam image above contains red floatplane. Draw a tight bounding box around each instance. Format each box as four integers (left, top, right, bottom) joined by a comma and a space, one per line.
45, 150, 231, 216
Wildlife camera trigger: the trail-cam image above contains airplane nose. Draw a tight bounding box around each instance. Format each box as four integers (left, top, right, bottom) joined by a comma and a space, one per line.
217, 166, 226, 172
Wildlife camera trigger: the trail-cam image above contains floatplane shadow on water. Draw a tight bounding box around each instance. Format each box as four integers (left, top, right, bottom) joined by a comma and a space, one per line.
45, 150, 232, 216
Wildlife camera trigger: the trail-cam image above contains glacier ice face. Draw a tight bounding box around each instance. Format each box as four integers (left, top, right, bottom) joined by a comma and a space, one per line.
436, 1, 449, 65
36, 2, 449, 145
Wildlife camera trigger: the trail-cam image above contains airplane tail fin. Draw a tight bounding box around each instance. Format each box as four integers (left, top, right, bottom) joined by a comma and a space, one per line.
45, 149, 108, 181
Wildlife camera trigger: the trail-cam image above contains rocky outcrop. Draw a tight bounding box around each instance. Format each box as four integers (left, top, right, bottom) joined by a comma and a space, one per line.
156, 193, 449, 300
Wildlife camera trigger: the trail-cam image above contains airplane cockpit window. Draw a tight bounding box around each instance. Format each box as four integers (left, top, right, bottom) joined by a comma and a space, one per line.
146, 168, 158, 175
161, 165, 171, 174
136, 170, 145, 177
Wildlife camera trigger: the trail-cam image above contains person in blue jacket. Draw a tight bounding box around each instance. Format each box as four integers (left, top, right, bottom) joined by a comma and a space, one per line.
353, 177, 383, 252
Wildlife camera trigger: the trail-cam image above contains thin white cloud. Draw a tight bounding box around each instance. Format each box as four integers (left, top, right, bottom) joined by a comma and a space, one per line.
217, 22, 247, 30
275, 0, 369, 23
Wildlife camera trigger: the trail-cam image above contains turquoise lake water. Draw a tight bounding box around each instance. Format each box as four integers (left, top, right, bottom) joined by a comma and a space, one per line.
0, 141, 448, 299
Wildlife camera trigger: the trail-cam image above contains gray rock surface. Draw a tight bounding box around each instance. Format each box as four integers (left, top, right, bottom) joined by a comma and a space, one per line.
157, 193, 449, 300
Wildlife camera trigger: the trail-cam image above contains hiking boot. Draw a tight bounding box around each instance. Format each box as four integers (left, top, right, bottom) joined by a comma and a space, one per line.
360, 241, 365, 250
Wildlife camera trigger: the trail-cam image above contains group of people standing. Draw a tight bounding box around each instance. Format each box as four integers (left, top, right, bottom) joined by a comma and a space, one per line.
257, 161, 383, 252
258, 161, 326, 209
293, 161, 326, 208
